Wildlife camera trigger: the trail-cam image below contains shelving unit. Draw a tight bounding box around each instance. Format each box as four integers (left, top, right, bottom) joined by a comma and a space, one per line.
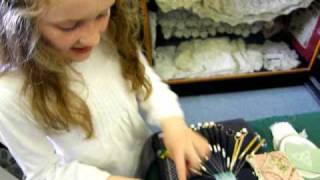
140, 0, 320, 88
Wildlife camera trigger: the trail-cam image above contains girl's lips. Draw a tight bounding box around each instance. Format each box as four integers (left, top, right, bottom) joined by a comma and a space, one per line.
71, 46, 93, 54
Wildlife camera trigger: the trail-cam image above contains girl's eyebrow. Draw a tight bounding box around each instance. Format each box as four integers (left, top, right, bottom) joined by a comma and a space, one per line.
58, 8, 110, 24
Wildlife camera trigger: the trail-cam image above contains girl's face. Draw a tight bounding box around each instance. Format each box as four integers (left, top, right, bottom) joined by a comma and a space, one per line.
38, 0, 115, 61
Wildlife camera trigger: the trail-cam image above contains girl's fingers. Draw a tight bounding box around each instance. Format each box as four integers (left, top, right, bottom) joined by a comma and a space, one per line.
191, 130, 212, 160
189, 167, 202, 176
186, 145, 203, 172
173, 150, 187, 180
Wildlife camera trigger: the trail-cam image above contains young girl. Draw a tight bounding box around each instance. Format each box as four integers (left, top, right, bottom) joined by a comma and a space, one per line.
0, 0, 210, 180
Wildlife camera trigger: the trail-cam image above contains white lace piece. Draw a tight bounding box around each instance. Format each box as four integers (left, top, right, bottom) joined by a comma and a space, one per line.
250, 41, 301, 71
155, 0, 315, 26
158, 9, 264, 39
153, 38, 300, 80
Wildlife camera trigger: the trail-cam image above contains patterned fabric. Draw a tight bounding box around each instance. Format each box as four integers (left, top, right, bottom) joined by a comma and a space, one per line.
246, 151, 303, 180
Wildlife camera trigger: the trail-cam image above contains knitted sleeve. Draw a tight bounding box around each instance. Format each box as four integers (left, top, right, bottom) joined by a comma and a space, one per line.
0, 89, 110, 180
136, 50, 184, 127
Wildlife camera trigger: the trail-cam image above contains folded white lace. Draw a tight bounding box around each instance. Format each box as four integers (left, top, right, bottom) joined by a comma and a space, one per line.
155, 0, 314, 26
153, 38, 300, 80
158, 9, 264, 39
250, 41, 301, 71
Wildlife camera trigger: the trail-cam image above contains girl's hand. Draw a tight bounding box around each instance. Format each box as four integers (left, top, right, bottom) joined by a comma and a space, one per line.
160, 117, 211, 180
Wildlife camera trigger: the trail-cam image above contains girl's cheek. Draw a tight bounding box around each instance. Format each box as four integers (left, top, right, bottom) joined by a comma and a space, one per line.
51, 32, 80, 51
102, 16, 109, 31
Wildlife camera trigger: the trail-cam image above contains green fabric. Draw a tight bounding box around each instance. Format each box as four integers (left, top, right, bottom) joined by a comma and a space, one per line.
248, 111, 320, 152
145, 111, 320, 180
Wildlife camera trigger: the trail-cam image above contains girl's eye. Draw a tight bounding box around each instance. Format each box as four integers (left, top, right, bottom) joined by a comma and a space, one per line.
59, 23, 80, 32
96, 14, 106, 19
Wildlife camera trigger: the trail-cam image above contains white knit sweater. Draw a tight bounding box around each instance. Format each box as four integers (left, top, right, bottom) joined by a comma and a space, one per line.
0, 41, 184, 180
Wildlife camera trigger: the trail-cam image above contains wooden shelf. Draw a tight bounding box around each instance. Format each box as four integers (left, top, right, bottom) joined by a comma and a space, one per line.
165, 68, 311, 85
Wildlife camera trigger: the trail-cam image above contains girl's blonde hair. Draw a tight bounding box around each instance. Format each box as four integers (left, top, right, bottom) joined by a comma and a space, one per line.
0, 0, 152, 138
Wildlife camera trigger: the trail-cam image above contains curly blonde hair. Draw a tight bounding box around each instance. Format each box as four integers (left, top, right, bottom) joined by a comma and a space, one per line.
0, 0, 152, 138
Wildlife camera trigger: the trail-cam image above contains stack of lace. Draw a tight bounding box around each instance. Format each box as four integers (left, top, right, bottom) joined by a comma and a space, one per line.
158, 9, 265, 39
155, 0, 314, 26
154, 38, 300, 80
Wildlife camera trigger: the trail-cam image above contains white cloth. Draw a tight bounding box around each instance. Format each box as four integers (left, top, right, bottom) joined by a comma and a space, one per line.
0, 40, 184, 180
158, 9, 264, 40
154, 38, 300, 80
155, 0, 314, 26
270, 122, 300, 150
